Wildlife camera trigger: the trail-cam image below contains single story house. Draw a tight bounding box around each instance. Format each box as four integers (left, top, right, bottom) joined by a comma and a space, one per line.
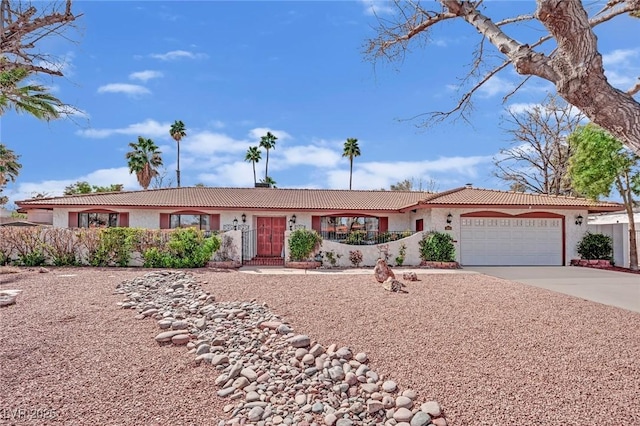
16, 184, 621, 267
588, 209, 640, 268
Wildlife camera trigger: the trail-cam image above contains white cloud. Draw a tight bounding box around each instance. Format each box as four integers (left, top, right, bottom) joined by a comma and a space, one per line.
9, 167, 139, 204
129, 70, 164, 82
602, 48, 639, 67
182, 131, 248, 156
150, 50, 207, 61
281, 145, 342, 168
248, 127, 292, 141
210, 120, 225, 129
36, 52, 76, 77
478, 75, 516, 98
76, 119, 171, 139
359, 0, 394, 16
605, 70, 637, 88
197, 162, 255, 187
324, 155, 492, 190
507, 102, 540, 115
55, 104, 90, 119
97, 83, 151, 96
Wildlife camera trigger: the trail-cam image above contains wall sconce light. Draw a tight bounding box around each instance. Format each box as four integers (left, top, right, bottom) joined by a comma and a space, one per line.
291, 214, 297, 224
575, 214, 583, 226
446, 213, 453, 224
241, 213, 246, 223
289, 215, 297, 231
232, 217, 238, 230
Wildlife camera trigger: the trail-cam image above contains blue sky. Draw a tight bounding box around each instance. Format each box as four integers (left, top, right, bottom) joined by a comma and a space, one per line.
2, 1, 639, 205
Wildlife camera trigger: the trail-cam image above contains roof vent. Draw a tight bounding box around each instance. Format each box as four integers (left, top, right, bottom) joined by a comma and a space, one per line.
465, 183, 473, 188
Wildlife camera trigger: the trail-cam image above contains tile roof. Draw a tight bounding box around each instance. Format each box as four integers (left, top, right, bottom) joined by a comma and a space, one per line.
16, 186, 622, 212
417, 187, 622, 209
16, 187, 431, 211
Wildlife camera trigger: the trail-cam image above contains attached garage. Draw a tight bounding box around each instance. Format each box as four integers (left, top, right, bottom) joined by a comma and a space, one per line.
460, 214, 564, 266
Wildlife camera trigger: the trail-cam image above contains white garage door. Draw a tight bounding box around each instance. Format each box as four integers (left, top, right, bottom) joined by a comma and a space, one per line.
460, 217, 563, 266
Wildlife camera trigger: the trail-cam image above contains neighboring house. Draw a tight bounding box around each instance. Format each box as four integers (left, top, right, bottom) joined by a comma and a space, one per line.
16, 184, 620, 266
588, 209, 640, 268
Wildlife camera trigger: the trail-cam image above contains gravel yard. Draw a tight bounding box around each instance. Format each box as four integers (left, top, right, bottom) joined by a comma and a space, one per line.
1, 267, 639, 425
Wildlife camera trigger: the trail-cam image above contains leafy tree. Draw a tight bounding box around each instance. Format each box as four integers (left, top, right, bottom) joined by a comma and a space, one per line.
260, 176, 277, 188
64, 181, 123, 195
0, 1, 78, 113
244, 146, 262, 186
0, 143, 21, 206
342, 138, 361, 190
126, 136, 163, 190
259, 132, 277, 181
169, 120, 186, 187
568, 124, 639, 270
0, 67, 62, 120
494, 95, 583, 196
366, 1, 640, 155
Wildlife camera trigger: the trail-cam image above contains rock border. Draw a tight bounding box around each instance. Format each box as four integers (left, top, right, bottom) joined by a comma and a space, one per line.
116, 271, 448, 426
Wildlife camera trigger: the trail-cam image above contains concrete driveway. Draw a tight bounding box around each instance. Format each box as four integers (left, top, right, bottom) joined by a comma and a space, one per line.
467, 266, 640, 313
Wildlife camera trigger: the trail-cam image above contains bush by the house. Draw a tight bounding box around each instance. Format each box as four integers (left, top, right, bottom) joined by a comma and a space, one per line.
419, 231, 456, 262
142, 228, 220, 268
577, 232, 613, 261
0, 226, 222, 268
288, 229, 322, 261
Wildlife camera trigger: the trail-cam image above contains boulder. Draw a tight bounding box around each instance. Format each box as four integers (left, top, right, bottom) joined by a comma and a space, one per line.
373, 258, 395, 283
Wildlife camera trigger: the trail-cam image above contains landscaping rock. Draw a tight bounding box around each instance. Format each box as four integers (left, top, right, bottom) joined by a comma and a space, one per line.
373, 258, 395, 283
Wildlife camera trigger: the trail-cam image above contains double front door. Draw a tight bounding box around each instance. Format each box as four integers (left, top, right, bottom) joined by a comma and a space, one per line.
257, 217, 286, 257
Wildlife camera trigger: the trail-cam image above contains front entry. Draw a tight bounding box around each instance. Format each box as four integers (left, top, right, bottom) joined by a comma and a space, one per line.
257, 217, 286, 257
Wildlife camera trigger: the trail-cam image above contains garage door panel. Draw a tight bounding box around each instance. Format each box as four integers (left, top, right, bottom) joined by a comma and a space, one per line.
461, 217, 562, 266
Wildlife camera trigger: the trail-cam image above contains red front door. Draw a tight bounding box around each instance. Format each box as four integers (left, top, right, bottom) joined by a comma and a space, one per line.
257, 217, 286, 257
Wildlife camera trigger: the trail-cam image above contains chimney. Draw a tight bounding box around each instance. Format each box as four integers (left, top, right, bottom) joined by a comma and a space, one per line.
465, 183, 473, 188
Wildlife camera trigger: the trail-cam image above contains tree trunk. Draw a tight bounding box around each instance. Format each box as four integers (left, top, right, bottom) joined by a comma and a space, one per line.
176, 141, 181, 187
349, 157, 353, 190
252, 162, 256, 185
442, 0, 640, 155
265, 150, 270, 181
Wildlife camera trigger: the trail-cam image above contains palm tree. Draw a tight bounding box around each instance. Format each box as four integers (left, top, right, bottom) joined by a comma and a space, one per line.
259, 132, 277, 181
0, 143, 22, 188
260, 176, 277, 188
244, 146, 262, 185
342, 138, 361, 190
126, 136, 163, 190
169, 120, 186, 187
0, 67, 62, 121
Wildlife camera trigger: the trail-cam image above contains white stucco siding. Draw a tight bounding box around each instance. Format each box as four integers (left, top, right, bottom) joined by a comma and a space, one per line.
386, 213, 412, 232
431, 208, 589, 265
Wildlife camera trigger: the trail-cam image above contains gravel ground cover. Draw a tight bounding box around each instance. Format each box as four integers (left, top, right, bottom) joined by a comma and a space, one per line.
1, 267, 639, 425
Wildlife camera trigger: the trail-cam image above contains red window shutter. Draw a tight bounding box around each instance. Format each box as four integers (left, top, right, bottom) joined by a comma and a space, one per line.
311, 216, 321, 232
68, 212, 78, 228
379, 217, 389, 233
159, 213, 170, 229
209, 214, 220, 231
119, 213, 129, 227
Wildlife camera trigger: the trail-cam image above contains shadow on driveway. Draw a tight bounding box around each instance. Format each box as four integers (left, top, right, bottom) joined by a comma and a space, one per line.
466, 266, 640, 313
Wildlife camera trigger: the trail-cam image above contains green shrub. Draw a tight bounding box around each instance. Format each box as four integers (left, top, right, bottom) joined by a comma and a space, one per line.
395, 243, 407, 266
345, 230, 366, 245
91, 228, 141, 267
18, 250, 47, 266
143, 228, 220, 268
577, 232, 613, 260
419, 231, 456, 262
288, 229, 322, 261
44, 228, 81, 266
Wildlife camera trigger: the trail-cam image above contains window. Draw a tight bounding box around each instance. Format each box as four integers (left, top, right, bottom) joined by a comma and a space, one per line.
170, 214, 210, 230
78, 212, 118, 228
320, 216, 379, 239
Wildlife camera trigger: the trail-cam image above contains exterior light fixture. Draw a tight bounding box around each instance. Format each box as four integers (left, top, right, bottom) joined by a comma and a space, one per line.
291, 214, 297, 224
446, 213, 453, 224
232, 217, 238, 230
241, 213, 246, 223
575, 214, 584, 226
288, 218, 294, 231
